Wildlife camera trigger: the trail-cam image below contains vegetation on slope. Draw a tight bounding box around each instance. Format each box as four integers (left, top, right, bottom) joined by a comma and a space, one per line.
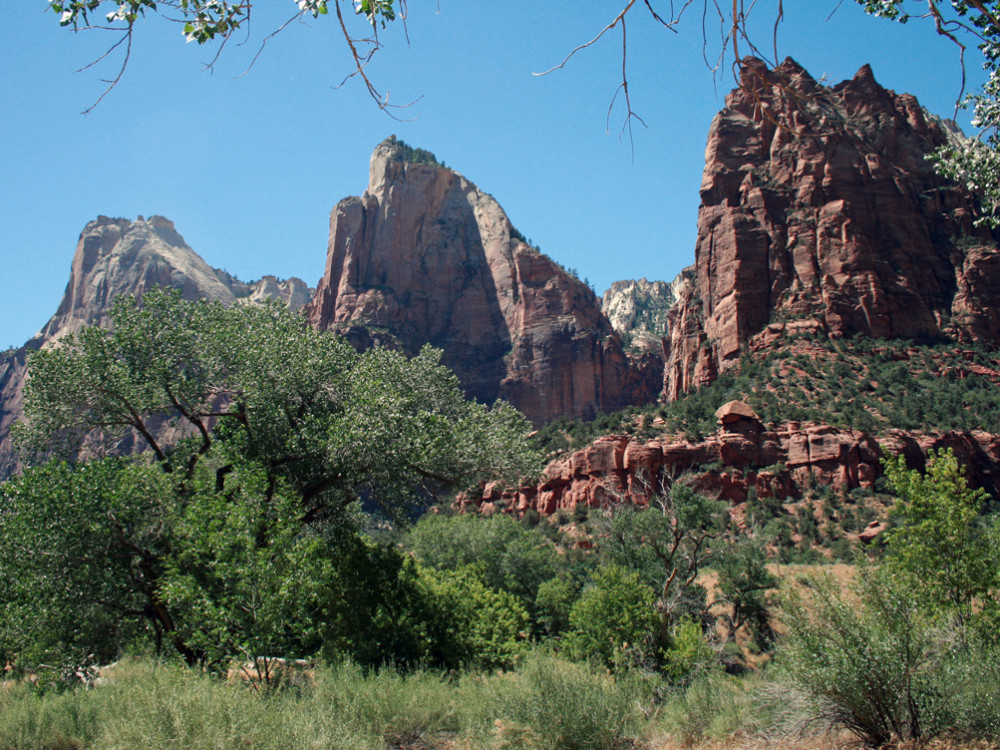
535, 332, 1000, 454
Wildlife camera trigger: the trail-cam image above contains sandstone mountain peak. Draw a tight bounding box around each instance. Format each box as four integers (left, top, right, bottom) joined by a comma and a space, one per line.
35, 214, 239, 344
308, 138, 661, 424
665, 56, 1000, 399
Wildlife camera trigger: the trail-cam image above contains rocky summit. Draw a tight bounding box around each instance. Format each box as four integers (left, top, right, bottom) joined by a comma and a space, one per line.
0, 216, 312, 477
600, 277, 679, 354
306, 136, 661, 424
664, 57, 1000, 400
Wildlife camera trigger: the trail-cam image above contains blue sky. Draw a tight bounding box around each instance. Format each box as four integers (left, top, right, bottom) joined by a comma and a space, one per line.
0, 2, 989, 348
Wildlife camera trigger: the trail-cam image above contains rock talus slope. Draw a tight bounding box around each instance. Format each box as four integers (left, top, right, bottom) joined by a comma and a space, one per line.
665, 57, 1000, 399
307, 137, 661, 424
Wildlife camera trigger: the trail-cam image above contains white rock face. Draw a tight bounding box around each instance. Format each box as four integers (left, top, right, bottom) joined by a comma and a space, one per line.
600, 276, 682, 351
242, 275, 313, 312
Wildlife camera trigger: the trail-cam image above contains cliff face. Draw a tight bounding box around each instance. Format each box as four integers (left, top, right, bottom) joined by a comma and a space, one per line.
307, 137, 661, 424
478, 416, 1000, 517
600, 276, 680, 354
665, 57, 1000, 399
0, 216, 312, 478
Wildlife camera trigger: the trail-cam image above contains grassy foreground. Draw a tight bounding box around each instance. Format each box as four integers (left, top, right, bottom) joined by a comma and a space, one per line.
0, 652, 834, 750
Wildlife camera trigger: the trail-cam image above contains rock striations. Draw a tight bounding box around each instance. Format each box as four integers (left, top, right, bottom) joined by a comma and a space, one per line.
665, 57, 1000, 399
0, 215, 312, 478
306, 137, 661, 424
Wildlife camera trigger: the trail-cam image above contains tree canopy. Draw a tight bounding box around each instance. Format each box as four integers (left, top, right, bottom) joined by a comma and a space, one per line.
2, 289, 541, 669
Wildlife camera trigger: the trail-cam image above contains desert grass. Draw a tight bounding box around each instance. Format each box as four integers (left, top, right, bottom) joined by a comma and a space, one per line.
1, 648, 995, 750
0, 654, 650, 750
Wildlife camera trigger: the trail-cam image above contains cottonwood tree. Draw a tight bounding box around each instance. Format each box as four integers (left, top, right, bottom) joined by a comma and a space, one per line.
2, 289, 540, 669
602, 483, 726, 637
881, 447, 999, 629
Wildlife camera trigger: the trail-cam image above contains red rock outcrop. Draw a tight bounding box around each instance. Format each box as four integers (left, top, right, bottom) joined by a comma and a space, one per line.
481, 423, 1000, 516
665, 57, 1000, 399
0, 216, 313, 478
306, 137, 661, 423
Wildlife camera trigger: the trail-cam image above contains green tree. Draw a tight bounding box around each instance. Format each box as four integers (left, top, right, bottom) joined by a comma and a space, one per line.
403, 512, 562, 623
602, 483, 726, 637
563, 565, 663, 670
534, 574, 579, 638
714, 535, 777, 651
417, 565, 529, 670
0, 458, 175, 667
4, 289, 540, 668
881, 448, 998, 627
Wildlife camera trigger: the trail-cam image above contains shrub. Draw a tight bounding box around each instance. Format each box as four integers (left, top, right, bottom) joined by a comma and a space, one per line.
563, 565, 662, 669
780, 566, 1000, 747
660, 617, 718, 686
419, 565, 529, 670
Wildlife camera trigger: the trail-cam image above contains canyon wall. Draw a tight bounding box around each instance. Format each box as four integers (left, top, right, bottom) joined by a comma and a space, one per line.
665, 57, 1000, 399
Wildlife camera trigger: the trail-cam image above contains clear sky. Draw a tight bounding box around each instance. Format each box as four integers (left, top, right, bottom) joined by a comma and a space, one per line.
0, 2, 989, 349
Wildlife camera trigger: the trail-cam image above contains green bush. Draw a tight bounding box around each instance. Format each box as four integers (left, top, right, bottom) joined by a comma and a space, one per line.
660, 617, 718, 686
310, 661, 460, 747
563, 565, 662, 669
780, 566, 1000, 747
419, 565, 529, 670
404, 513, 562, 622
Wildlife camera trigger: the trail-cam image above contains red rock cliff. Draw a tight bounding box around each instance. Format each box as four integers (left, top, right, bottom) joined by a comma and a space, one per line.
307, 137, 661, 424
480, 417, 1000, 516
665, 57, 1000, 399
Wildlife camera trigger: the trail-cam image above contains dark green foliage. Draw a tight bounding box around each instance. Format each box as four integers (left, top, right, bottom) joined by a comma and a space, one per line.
534, 335, 1000, 461
602, 484, 726, 631
402, 512, 563, 623
417, 565, 529, 670
563, 565, 663, 669
534, 575, 579, 638
384, 134, 443, 167
0, 459, 172, 669
269, 535, 438, 669
714, 537, 776, 651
